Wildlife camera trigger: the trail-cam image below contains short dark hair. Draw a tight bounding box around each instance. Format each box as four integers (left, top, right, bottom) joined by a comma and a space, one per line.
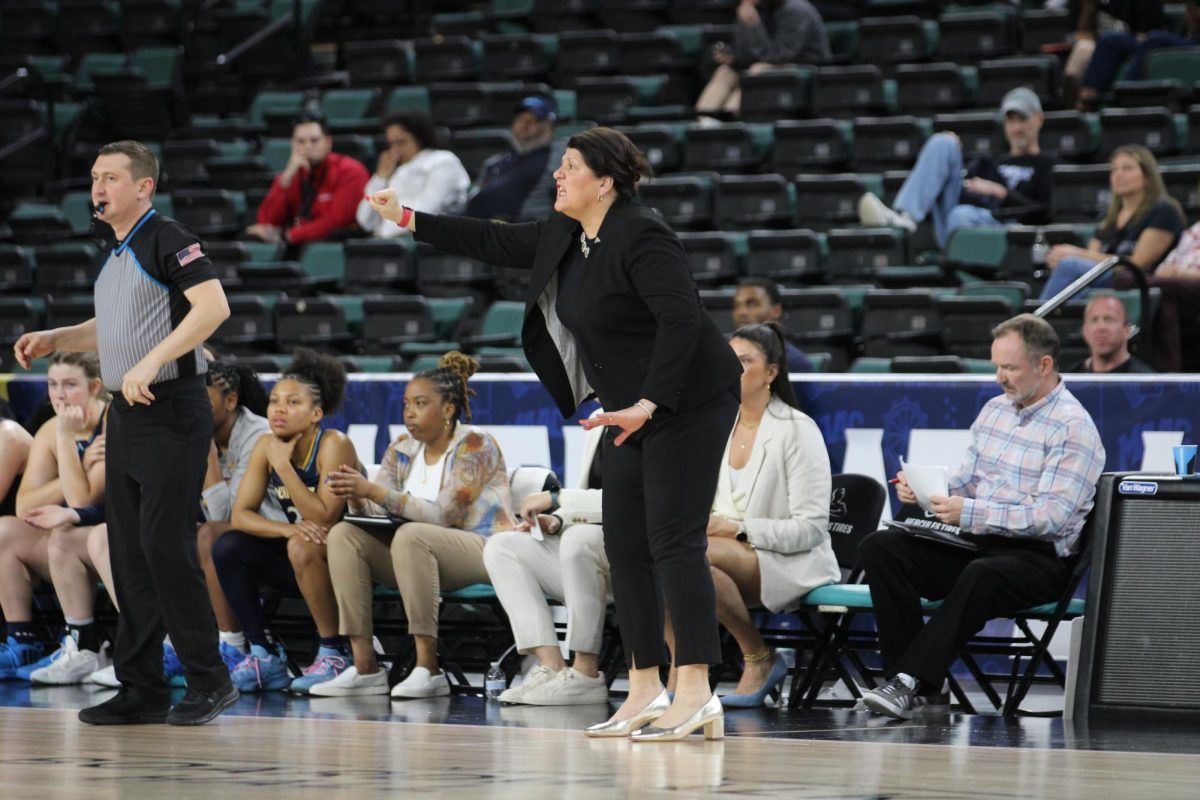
97, 140, 160, 189
992, 313, 1060, 366
385, 110, 439, 151
736, 277, 782, 306
293, 111, 330, 137
1084, 290, 1129, 324
565, 127, 652, 201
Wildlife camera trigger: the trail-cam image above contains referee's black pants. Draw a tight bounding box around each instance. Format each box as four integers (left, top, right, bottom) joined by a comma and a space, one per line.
860, 529, 1070, 688
106, 376, 228, 693
601, 385, 739, 668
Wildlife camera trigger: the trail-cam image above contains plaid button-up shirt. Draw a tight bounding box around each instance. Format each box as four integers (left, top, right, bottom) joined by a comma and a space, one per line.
950, 381, 1105, 557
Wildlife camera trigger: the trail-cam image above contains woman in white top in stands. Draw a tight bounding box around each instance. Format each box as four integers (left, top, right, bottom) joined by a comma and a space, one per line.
695, 322, 840, 708
355, 111, 470, 237
481, 408, 611, 706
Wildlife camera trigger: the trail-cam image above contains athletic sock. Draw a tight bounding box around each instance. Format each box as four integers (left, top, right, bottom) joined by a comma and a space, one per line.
219, 630, 246, 651
6, 622, 37, 644
65, 618, 100, 653
319, 635, 349, 654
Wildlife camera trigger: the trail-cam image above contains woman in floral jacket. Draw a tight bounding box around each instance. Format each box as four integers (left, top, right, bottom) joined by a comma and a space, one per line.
314, 352, 515, 698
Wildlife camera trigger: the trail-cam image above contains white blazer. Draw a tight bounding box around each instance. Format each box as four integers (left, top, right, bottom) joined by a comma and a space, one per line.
555, 408, 604, 525
718, 396, 841, 612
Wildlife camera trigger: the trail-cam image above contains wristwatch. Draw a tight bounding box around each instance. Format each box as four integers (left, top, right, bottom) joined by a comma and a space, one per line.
548, 487, 560, 513
735, 524, 749, 543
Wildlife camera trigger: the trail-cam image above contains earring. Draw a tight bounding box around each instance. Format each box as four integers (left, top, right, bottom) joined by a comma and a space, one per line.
597, 192, 603, 202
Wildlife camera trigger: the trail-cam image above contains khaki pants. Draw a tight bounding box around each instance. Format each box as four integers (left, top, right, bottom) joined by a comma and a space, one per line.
327, 521, 488, 640
695, 62, 774, 114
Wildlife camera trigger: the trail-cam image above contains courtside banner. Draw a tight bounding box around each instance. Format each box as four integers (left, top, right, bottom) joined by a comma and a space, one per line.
5, 374, 1197, 495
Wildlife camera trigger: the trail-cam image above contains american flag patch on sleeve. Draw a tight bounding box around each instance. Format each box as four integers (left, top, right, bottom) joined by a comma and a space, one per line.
176, 242, 204, 267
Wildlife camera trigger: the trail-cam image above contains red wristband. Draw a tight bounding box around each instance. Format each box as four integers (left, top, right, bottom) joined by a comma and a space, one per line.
398, 206, 414, 229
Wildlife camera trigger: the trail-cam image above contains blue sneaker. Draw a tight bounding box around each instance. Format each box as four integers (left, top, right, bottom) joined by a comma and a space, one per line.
0, 636, 48, 680
219, 641, 245, 674
230, 644, 290, 692
163, 641, 187, 688
14, 638, 63, 681
288, 646, 350, 695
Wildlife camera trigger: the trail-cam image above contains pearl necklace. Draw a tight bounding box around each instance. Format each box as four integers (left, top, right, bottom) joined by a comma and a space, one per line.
580, 230, 600, 258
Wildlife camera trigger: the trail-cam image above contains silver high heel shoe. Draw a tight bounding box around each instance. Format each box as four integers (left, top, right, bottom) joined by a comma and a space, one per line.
629, 694, 724, 742
584, 688, 671, 738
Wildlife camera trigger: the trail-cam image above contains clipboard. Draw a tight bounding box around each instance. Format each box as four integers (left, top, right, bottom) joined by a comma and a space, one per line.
342, 515, 403, 533
883, 519, 980, 552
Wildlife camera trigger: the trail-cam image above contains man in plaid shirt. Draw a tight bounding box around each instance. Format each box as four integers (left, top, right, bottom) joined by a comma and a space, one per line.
860, 314, 1105, 719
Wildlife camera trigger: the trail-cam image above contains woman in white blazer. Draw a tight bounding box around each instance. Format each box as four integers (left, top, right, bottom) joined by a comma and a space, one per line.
706, 322, 840, 707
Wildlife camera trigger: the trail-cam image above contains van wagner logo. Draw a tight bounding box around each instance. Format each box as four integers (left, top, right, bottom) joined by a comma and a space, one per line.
1118, 480, 1159, 496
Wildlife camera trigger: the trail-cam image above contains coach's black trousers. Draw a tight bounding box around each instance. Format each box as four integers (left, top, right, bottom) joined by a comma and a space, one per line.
601, 385, 739, 668
861, 529, 1070, 687
106, 376, 227, 693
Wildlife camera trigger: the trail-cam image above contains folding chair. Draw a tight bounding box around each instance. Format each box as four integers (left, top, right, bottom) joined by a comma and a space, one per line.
954, 515, 1093, 716
784, 473, 886, 710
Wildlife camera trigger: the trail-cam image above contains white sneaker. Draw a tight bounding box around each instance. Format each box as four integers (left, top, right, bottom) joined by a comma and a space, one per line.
30, 638, 110, 686
521, 668, 609, 706
308, 665, 389, 697
390, 666, 450, 699
858, 192, 917, 233
497, 664, 558, 705
87, 664, 122, 688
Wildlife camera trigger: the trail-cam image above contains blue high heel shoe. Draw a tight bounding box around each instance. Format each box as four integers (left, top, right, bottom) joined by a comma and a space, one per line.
719, 652, 789, 708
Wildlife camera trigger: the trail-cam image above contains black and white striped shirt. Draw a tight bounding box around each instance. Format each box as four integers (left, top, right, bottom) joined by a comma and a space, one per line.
93, 208, 217, 391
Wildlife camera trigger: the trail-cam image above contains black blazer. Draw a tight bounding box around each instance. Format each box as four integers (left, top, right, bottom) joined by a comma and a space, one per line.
415, 200, 741, 419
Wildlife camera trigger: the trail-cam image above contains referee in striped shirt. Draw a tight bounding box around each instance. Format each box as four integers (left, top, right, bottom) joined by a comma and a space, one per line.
15, 141, 238, 725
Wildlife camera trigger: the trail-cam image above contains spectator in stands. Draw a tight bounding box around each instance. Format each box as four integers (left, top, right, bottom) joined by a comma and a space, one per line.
0, 352, 108, 680
196, 362, 273, 666
0, 420, 32, 519
858, 88, 1055, 249
1067, 292, 1155, 372
465, 95, 562, 222
695, 323, 839, 707
1039, 145, 1184, 300
1114, 216, 1200, 371
696, 0, 830, 117
1062, 0, 1171, 108
245, 112, 369, 247
211, 349, 358, 694
483, 408, 610, 706
314, 352, 515, 698
861, 315, 1104, 720
355, 111, 470, 238
1076, 1, 1197, 111
732, 278, 815, 373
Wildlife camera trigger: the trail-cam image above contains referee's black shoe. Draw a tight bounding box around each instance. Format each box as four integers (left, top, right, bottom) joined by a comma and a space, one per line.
167, 682, 239, 726
79, 688, 171, 725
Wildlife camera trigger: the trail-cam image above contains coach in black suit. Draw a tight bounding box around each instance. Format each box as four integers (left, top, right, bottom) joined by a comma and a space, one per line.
368, 127, 741, 739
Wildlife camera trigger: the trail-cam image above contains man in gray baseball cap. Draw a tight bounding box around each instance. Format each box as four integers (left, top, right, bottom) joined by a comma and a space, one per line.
857, 86, 1055, 248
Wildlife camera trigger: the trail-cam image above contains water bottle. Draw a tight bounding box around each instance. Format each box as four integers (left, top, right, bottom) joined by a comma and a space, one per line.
1031, 231, 1049, 270
485, 642, 517, 700
485, 662, 507, 700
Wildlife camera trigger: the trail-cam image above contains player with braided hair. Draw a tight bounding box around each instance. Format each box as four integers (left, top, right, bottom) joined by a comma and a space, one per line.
312, 351, 516, 698
210, 349, 359, 694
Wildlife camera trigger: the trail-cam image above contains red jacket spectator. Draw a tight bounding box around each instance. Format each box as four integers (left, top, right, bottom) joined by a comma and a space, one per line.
255, 152, 369, 244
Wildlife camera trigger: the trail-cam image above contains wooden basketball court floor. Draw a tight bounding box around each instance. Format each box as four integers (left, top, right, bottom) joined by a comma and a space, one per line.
1, 685, 1199, 799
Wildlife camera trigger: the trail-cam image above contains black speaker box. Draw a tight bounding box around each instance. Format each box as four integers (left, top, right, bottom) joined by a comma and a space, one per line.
1074, 472, 1200, 723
